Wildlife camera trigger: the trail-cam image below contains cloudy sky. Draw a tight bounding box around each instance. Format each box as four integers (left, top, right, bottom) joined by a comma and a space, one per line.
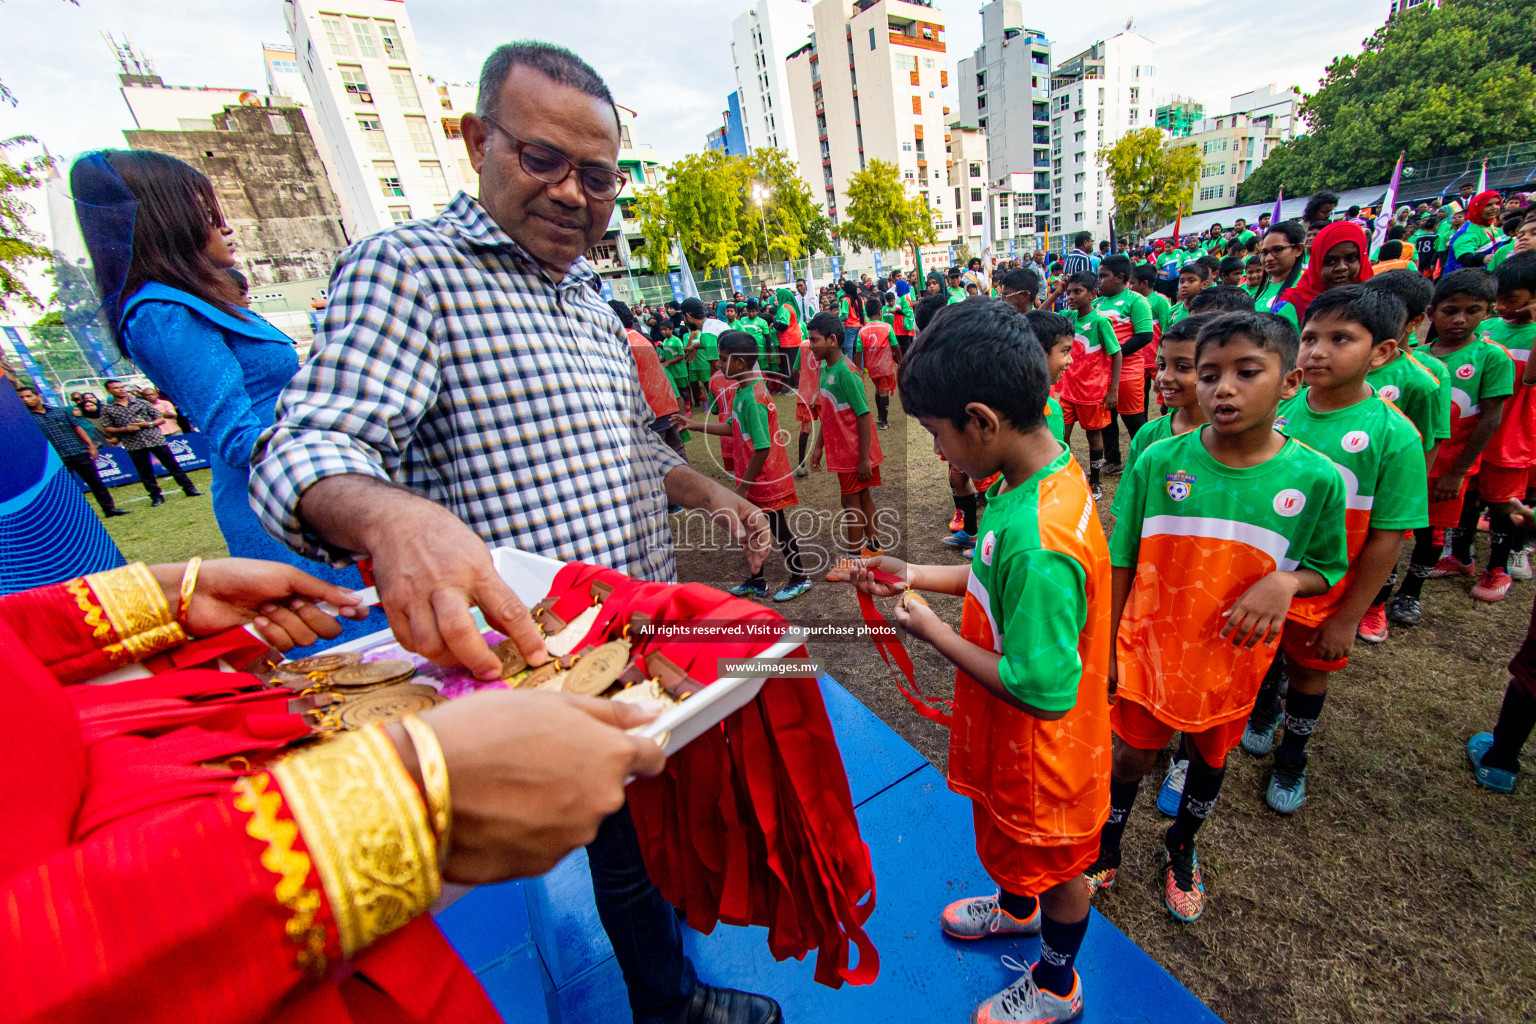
2, 0, 1385, 166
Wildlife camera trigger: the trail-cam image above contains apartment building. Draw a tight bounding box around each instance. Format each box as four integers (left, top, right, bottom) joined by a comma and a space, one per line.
1170, 111, 1283, 213
730, 0, 816, 159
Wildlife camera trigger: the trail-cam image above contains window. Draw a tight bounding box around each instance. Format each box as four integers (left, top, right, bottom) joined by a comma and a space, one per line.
912, 96, 922, 114
357, 115, 389, 153
869, 27, 876, 49
377, 20, 402, 58
972, 211, 984, 226
978, 117, 987, 132
902, 141, 913, 151
1128, 108, 1138, 124
420, 160, 450, 200
1074, 193, 1083, 204
339, 65, 371, 105
1097, 130, 1103, 145
389, 206, 411, 223
404, 115, 435, 154
970, 187, 982, 202
375, 160, 403, 196
975, 70, 985, 89
1073, 109, 1084, 123
977, 94, 986, 110
442, 116, 462, 140
969, 163, 981, 178
322, 18, 353, 57
954, 187, 962, 209
896, 53, 917, 72
391, 69, 421, 109
351, 19, 379, 58
1097, 109, 1104, 125
1098, 87, 1105, 103
1129, 87, 1139, 104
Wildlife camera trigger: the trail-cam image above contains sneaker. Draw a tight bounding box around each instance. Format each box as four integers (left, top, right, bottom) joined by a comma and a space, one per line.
943, 530, 977, 549
877, 420, 890, 430
1083, 852, 1119, 896
1241, 712, 1280, 756
104, 508, 131, 517
963, 546, 976, 560
183, 487, 204, 497
1091, 483, 1103, 502
1162, 839, 1205, 923
1266, 759, 1308, 814
729, 579, 768, 598
1427, 556, 1475, 579
793, 465, 808, 478
1102, 461, 1124, 477
772, 579, 812, 602
860, 546, 884, 560
149, 496, 166, 507
1471, 569, 1514, 602
1356, 604, 1389, 643
1465, 733, 1517, 793
949, 509, 965, 532
825, 557, 858, 583
1155, 757, 1188, 817
1387, 594, 1423, 626
1509, 549, 1532, 580
1478, 513, 1491, 532
939, 893, 1041, 940
972, 958, 1083, 1024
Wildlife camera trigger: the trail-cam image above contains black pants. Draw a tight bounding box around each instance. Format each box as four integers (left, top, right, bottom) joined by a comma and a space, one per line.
63, 453, 116, 514
126, 445, 195, 499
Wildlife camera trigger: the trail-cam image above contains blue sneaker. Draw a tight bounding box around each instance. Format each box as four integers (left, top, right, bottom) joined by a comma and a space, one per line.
729, 579, 768, 598
1466, 733, 1517, 793
1241, 713, 1280, 756
1266, 760, 1307, 814
942, 530, 976, 549
1156, 757, 1188, 817
773, 579, 812, 602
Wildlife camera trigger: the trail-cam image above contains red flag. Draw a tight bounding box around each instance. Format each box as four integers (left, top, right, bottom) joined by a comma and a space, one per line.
1172, 205, 1182, 245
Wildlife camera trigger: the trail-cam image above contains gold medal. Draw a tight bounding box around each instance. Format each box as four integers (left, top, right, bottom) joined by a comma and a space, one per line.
518, 660, 566, 690
491, 638, 529, 678
328, 659, 417, 691
280, 651, 362, 675
562, 639, 632, 697
900, 590, 930, 610
334, 683, 444, 729
543, 604, 601, 658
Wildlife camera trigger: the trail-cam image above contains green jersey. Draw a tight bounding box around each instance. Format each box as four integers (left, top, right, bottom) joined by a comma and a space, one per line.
1367, 351, 1449, 449
1489, 241, 1516, 271
1415, 338, 1516, 471
1253, 278, 1300, 328
1111, 411, 1187, 515
1093, 290, 1155, 344
1060, 309, 1122, 405
1167, 302, 1189, 327
1451, 221, 1500, 266
1234, 229, 1257, 247
1436, 216, 1457, 248
947, 286, 967, 305
1144, 290, 1172, 331
659, 335, 689, 384
1045, 394, 1064, 442
1238, 282, 1260, 298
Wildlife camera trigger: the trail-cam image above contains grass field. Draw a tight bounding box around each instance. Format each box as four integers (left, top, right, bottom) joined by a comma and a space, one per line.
93, 394, 1536, 1024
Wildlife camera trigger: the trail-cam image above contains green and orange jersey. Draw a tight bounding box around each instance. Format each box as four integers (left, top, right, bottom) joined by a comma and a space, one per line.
1478, 318, 1536, 468
1366, 350, 1450, 451
817, 355, 883, 472
1059, 309, 1121, 405
1414, 337, 1516, 475
1045, 395, 1065, 442
1274, 391, 1428, 626
1109, 428, 1348, 730
731, 378, 798, 510
949, 446, 1111, 845
1110, 412, 1193, 515
1094, 289, 1156, 373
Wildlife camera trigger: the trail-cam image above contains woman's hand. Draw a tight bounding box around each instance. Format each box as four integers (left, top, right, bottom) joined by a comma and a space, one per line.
149, 558, 368, 651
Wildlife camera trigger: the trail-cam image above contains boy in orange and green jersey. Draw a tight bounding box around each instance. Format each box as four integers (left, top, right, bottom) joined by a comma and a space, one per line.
1094, 255, 1156, 471
1391, 270, 1515, 626
1058, 272, 1122, 500
808, 312, 884, 559
855, 299, 1109, 1024
1111, 315, 1209, 507
1241, 287, 1427, 815
1025, 308, 1074, 443
1090, 310, 1347, 923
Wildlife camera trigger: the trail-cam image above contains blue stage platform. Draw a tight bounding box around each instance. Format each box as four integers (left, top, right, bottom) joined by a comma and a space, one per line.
435, 679, 1222, 1023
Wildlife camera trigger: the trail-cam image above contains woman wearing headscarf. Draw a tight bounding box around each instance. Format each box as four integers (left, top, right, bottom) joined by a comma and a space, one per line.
773, 285, 803, 380
70, 150, 375, 645
1447, 190, 1505, 271
1278, 220, 1375, 323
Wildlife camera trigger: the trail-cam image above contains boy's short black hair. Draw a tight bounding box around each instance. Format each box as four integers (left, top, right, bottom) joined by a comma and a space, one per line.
807, 311, 843, 339
1303, 285, 1407, 345
913, 292, 948, 332
1066, 271, 1098, 291
1364, 269, 1434, 326
1194, 311, 1300, 374
607, 298, 638, 330
899, 299, 1048, 432
15, 384, 36, 395
1099, 254, 1132, 280
1163, 312, 1215, 345
1245, 255, 1262, 268
1180, 262, 1212, 282
717, 330, 758, 361
1378, 239, 1405, 261
1024, 309, 1072, 355
1073, 231, 1093, 250
1494, 251, 1536, 297
864, 296, 884, 318
1195, 254, 1221, 274
1131, 263, 1159, 286
998, 268, 1040, 300
1433, 268, 1497, 306
1188, 285, 1256, 314
1219, 255, 1247, 275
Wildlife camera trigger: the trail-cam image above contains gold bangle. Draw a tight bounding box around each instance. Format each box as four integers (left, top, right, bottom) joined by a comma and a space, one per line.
177, 556, 202, 626
399, 713, 452, 863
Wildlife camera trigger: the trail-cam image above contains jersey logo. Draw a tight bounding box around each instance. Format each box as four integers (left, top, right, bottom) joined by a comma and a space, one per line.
1341, 430, 1370, 453
1165, 470, 1195, 502
1378, 384, 1401, 402
979, 530, 998, 566
1274, 415, 1290, 430
1456, 363, 1475, 380
1274, 488, 1307, 516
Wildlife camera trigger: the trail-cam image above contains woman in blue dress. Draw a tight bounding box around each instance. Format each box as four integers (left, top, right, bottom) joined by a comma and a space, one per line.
71, 150, 378, 647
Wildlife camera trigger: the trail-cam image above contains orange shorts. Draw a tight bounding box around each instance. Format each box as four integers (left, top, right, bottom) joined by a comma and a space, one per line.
1060, 400, 1111, 431
1478, 464, 1534, 504
1116, 368, 1146, 416
872, 374, 897, 394
795, 401, 819, 424
1427, 473, 1472, 528
1281, 619, 1348, 673
972, 804, 1099, 896
838, 465, 881, 494
1111, 697, 1248, 769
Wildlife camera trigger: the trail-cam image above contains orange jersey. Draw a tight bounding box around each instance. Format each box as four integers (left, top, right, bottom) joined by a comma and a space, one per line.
627, 329, 680, 418
859, 321, 897, 379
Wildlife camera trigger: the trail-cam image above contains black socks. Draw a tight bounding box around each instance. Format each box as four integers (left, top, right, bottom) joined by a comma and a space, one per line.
1485, 685, 1536, 772
875, 393, 889, 425
1167, 758, 1225, 848
1033, 911, 1089, 998
1398, 527, 1441, 601
958, 493, 979, 535
1097, 777, 1141, 862
1276, 689, 1327, 769
997, 888, 1037, 921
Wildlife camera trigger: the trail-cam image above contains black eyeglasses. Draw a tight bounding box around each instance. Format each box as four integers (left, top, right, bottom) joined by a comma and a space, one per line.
480, 115, 626, 200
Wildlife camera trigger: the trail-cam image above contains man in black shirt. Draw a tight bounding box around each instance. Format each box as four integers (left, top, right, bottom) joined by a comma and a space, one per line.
19, 385, 127, 516
96, 379, 201, 507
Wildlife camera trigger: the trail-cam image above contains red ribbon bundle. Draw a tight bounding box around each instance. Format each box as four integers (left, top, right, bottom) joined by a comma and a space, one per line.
540, 563, 880, 988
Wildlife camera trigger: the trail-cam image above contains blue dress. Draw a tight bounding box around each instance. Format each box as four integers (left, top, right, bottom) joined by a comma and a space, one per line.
119, 282, 381, 646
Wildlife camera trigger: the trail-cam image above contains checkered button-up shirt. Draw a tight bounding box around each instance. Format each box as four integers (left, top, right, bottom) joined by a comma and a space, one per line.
31, 405, 89, 458
98, 396, 167, 451
250, 192, 685, 582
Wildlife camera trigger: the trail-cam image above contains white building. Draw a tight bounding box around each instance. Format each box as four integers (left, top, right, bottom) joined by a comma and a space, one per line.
1173, 111, 1284, 213
118, 75, 260, 132
785, 0, 959, 256
946, 120, 988, 258
1228, 84, 1301, 142
262, 41, 357, 235
730, 0, 815, 160
283, 0, 472, 237
954, 0, 1052, 252
1048, 32, 1156, 247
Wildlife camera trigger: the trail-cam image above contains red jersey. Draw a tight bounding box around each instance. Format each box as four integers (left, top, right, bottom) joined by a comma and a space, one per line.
859, 321, 897, 379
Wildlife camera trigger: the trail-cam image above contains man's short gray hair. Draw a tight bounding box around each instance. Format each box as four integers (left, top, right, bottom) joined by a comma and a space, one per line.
477, 41, 616, 122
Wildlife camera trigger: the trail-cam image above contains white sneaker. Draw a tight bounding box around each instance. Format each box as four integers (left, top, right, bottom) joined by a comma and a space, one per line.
1509, 548, 1531, 580
973, 958, 1083, 1024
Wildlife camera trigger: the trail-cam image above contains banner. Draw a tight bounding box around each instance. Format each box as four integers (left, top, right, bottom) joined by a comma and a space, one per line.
90, 431, 212, 489
783, 259, 794, 283
1, 327, 62, 406
1009, 238, 1016, 258
600, 278, 614, 300
669, 272, 685, 304
948, 244, 956, 265
729, 265, 744, 295
873, 252, 883, 278
830, 256, 841, 283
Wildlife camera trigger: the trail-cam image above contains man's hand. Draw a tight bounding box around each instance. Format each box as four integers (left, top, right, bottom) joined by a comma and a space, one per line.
1310, 612, 1357, 663
892, 594, 950, 645
1430, 471, 1466, 504
87, 446, 98, 461
1103, 392, 1119, 412
148, 558, 368, 652
1220, 571, 1300, 649
400, 690, 668, 882
857, 455, 873, 481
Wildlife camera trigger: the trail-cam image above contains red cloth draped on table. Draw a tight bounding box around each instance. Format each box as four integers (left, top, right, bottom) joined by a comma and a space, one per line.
536, 562, 880, 988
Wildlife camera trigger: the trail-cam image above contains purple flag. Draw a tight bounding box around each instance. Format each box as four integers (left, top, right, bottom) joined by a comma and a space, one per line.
1372, 156, 1404, 253
1271, 187, 1284, 228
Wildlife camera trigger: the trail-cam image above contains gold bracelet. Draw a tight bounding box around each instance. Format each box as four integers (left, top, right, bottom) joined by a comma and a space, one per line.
178, 556, 202, 626
399, 713, 452, 864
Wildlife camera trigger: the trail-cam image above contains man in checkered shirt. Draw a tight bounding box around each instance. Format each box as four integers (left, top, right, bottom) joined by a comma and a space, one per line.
251, 42, 779, 1024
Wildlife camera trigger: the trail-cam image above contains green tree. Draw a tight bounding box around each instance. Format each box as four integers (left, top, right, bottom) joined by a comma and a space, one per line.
1238, 0, 1536, 203
838, 158, 937, 275
1, 135, 52, 313
1100, 127, 1200, 237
